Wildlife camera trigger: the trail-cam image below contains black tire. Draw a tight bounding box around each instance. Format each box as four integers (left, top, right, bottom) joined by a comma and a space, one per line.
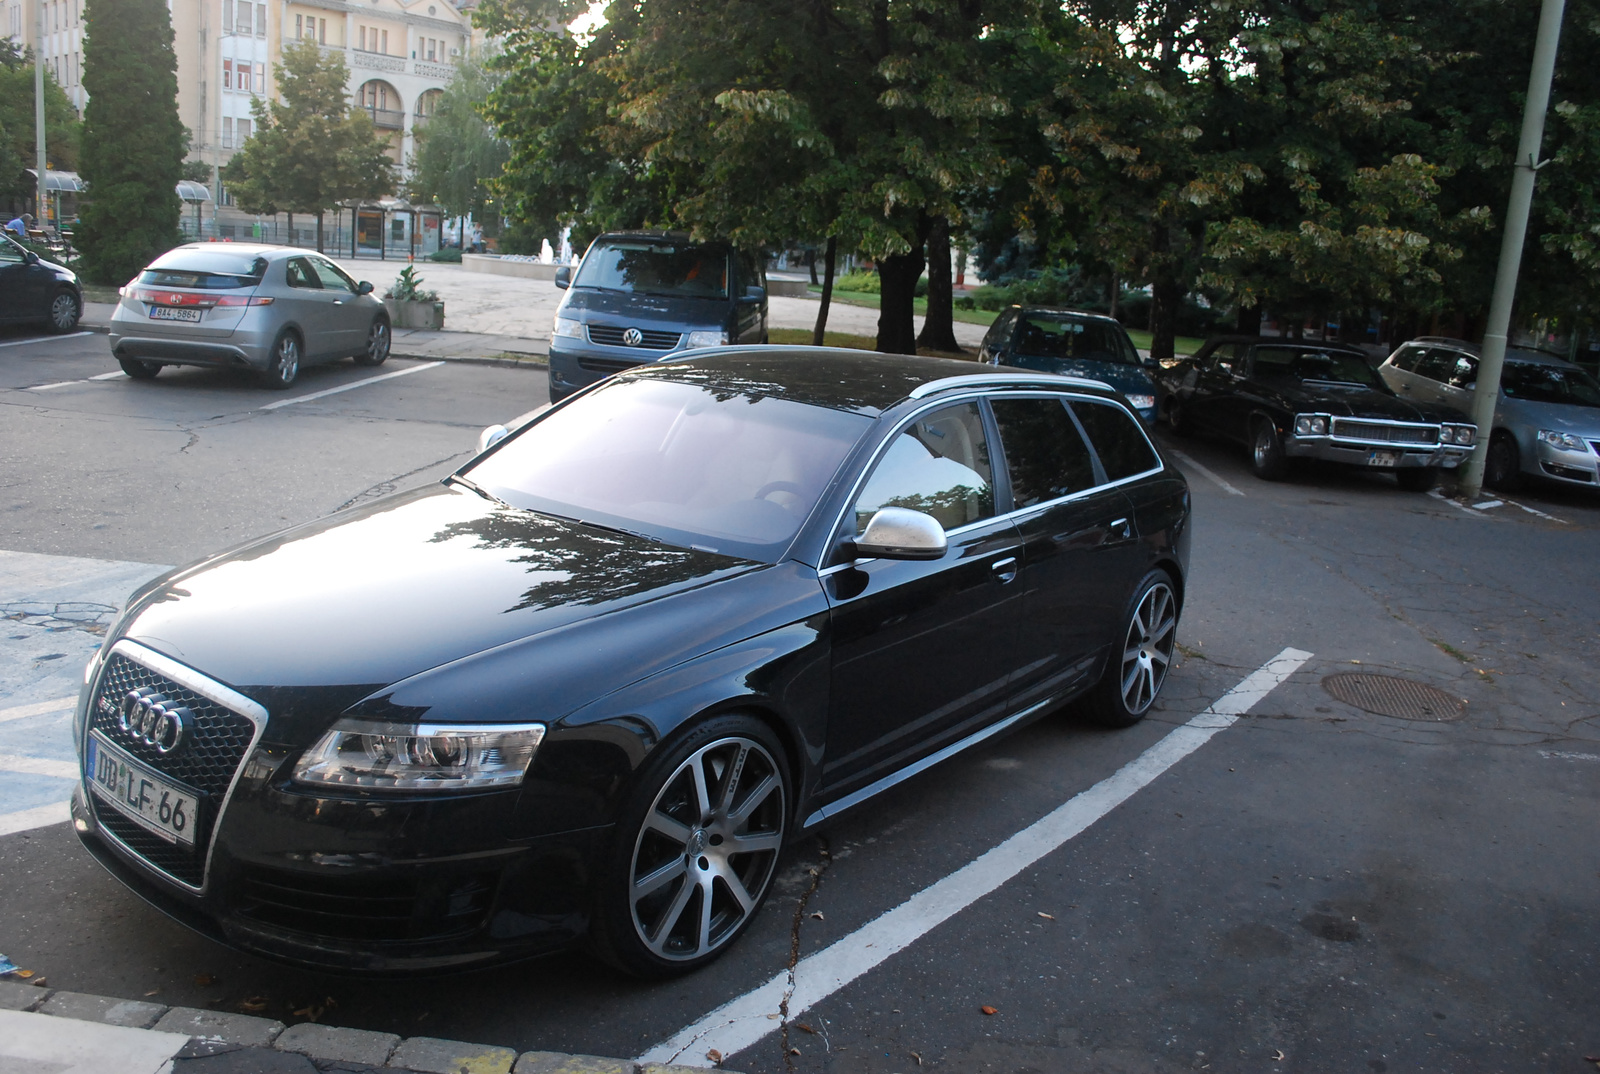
47, 289, 81, 333
259, 329, 302, 390
1082, 569, 1180, 728
118, 357, 161, 380
1165, 395, 1193, 436
354, 315, 390, 367
590, 714, 790, 978
1395, 467, 1435, 492
1484, 433, 1522, 492
1249, 417, 1289, 480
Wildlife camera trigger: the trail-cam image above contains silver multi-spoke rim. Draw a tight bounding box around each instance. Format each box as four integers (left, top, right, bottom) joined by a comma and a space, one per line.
1119, 582, 1177, 715
51, 293, 77, 329
1253, 425, 1273, 468
368, 320, 389, 361
276, 337, 299, 383
630, 735, 785, 962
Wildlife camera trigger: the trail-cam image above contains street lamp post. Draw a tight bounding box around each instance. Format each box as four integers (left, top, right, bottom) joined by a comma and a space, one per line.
1458, 0, 1568, 500
34, 0, 47, 226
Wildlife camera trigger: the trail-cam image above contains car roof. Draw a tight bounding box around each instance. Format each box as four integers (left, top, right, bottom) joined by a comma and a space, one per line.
592, 230, 730, 249
1013, 306, 1124, 325
1399, 336, 1575, 366
167, 242, 288, 257
1202, 335, 1368, 353
623, 347, 1125, 416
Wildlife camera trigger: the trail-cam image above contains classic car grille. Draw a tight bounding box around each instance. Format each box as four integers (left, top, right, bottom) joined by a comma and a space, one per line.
87, 652, 258, 887
233, 866, 496, 942
1330, 419, 1440, 445
577, 355, 644, 375
585, 324, 681, 350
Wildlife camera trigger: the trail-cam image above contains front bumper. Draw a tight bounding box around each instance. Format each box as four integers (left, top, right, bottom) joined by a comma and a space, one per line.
1534, 437, 1600, 487
547, 343, 661, 401
1285, 437, 1472, 469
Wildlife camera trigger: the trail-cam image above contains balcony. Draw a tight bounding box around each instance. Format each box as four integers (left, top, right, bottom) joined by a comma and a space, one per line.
363, 106, 405, 130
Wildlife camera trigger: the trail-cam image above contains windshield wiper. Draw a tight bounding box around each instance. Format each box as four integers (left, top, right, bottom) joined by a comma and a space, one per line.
532, 508, 662, 544
444, 473, 505, 505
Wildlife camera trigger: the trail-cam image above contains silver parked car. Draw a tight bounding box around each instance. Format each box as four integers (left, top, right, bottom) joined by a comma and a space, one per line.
1378, 337, 1600, 491
109, 244, 390, 389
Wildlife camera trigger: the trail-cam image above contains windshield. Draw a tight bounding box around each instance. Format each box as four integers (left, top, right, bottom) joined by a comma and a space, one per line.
1253, 346, 1383, 389
573, 240, 731, 299
463, 376, 872, 561
141, 251, 267, 289
1015, 314, 1140, 366
1501, 362, 1600, 407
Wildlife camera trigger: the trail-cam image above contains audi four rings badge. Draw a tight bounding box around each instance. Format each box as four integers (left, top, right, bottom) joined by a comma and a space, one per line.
622, 327, 643, 346
120, 688, 191, 753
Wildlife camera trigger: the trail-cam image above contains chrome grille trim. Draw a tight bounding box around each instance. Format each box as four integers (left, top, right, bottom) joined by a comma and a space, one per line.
586, 324, 681, 350
84, 639, 267, 895
1329, 418, 1440, 445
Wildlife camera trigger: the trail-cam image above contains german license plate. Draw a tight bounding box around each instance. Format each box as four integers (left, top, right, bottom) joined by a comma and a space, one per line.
85, 731, 199, 845
1367, 450, 1399, 468
149, 306, 202, 323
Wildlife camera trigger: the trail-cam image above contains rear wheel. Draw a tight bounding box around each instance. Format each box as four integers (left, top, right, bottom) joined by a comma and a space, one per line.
1082, 570, 1179, 728
259, 330, 301, 390
1249, 417, 1289, 480
1165, 396, 1193, 436
1395, 468, 1435, 492
1484, 433, 1521, 492
118, 357, 161, 380
354, 316, 390, 366
48, 290, 80, 333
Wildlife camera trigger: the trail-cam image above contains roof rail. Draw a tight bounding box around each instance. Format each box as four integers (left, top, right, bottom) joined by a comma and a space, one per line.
907, 372, 1115, 399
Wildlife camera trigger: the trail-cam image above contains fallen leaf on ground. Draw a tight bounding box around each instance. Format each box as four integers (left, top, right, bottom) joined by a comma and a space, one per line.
810, 911, 825, 921
912, 1052, 923, 1066
705, 1048, 722, 1063
194, 974, 217, 986
789, 1047, 802, 1056
239, 997, 267, 1012
31, 978, 47, 988
13, 970, 33, 979
143, 990, 159, 997
1036, 912, 1055, 920
1272, 1049, 1286, 1061
980, 1005, 998, 1016
796, 1023, 816, 1034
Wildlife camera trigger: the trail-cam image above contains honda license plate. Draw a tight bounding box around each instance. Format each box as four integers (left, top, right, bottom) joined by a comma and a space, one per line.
1367, 450, 1399, 468
85, 731, 199, 845
150, 306, 202, 323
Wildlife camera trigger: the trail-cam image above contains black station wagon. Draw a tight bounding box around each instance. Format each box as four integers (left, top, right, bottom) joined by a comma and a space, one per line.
74, 349, 1190, 976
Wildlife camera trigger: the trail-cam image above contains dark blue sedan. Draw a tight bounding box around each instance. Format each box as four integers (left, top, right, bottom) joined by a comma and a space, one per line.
977, 306, 1157, 423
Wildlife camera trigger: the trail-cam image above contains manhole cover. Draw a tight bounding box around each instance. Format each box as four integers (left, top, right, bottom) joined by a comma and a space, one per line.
1321, 673, 1465, 721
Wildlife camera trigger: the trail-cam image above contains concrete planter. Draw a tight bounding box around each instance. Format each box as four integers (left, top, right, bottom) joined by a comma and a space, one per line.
383, 298, 445, 330
461, 253, 561, 280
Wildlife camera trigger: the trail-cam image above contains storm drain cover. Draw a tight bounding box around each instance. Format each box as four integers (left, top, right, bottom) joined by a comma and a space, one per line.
1321, 673, 1465, 721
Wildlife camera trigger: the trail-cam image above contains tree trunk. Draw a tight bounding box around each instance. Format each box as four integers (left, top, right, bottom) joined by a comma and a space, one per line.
315, 211, 324, 253
812, 235, 837, 347
808, 247, 819, 286
1235, 302, 1261, 335
916, 215, 962, 354
1148, 277, 1181, 362
286, 211, 294, 247
1109, 273, 1119, 320
876, 246, 925, 355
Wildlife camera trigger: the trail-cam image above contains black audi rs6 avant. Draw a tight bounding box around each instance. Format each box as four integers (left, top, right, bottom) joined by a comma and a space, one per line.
73, 348, 1190, 976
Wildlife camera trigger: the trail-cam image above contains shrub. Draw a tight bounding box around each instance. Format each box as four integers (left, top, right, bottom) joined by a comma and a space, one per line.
833, 270, 879, 293
428, 247, 462, 263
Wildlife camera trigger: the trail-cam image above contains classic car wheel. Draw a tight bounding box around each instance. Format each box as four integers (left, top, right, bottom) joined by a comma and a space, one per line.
260, 330, 302, 390
1395, 468, 1435, 492
118, 357, 161, 380
355, 316, 390, 366
593, 715, 789, 977
1083, 570, 1179, 728
48, 290, 81, 333
1485, 434, 1522, 492
1164, 396, 1193, 436
1249, 417, 1289, 480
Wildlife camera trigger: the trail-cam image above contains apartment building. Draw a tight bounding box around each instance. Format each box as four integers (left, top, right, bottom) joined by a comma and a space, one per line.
5, 0, 87, 113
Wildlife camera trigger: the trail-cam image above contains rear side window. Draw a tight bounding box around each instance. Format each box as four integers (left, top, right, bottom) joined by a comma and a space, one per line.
1412, 348, 1461, 384
1071, 400, 1159, 481
285, 258, 321, 288
990, 397, 1096, 507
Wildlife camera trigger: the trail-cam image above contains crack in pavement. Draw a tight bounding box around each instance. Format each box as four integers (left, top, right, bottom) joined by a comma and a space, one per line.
333, 451, 473, 512
780, 838, 832, 1073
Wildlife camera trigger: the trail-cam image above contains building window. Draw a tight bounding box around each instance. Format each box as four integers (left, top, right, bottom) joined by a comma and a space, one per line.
237, 118, 252, 142
256, 3, 265, 36
238, 61, 251, 93
358, 25, 365, 50
255, 62, 264, 93
223, 0, 232, 32
427, 38, 436, 61
237, 1, 251, 35
294, 13, 301, 37
319, 17, 326, 44
222, 116, 233, 148
381, 29, 388, 53
223, 58, 233, 90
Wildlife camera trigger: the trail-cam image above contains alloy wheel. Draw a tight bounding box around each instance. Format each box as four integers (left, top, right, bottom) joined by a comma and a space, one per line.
1119, 581, 1177, 716
362, 319, 390, 365
273, 335, 300, 386
50, 292, 79, 331
629, 735, 785, 962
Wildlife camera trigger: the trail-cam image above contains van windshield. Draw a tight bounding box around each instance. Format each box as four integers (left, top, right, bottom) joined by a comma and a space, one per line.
573, 240, 730, 299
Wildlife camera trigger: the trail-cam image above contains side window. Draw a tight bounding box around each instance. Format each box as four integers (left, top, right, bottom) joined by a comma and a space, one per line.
1071, 400, 1160, 481
285, 258, 321, 288
990, 397, 1097, 507
1412, 348, 1460, 384
982, 310, 1016, 354
310, 258, 355, 293
1446, 353, 1478, 389
854, 403, 996, 534
0, 240, 23, 264
1388, 344, 1424, 372
1204, 343, 1244, 374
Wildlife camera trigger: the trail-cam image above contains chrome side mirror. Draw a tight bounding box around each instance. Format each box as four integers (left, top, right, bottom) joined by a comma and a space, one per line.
853, 507, 947, 560
476, 424, 509, 454
554, 265, 571, 289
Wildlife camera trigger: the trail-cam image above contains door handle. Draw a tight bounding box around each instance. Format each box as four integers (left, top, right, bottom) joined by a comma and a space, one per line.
990, 556, 1019, 584
1109, 517, 1133, 540
332, 298, 345, 304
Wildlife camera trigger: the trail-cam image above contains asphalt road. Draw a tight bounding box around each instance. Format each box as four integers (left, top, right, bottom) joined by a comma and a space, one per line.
1, 325, 1597, 1073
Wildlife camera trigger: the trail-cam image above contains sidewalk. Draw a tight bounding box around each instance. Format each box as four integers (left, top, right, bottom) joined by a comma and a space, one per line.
0, 979, 726, 1074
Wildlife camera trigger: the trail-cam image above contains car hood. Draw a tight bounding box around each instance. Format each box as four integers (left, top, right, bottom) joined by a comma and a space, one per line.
560, 287, 730, 329
1010, 356, 1154, 395
115, 484, 763, 696
1288, 383, 1463, 422
1501, 396, 1600, 435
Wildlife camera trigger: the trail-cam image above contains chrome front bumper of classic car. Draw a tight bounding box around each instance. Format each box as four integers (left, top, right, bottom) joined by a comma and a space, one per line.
1285, 414, 1477, 469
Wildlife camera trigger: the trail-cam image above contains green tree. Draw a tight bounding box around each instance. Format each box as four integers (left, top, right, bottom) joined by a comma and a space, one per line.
0, 41, 83, 205
76, 0, 185, 283
408, 55, 510, 247
222, 42, 395, 251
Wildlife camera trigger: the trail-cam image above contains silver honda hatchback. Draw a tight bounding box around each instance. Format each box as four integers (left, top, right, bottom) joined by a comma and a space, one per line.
108, 244, 390, 389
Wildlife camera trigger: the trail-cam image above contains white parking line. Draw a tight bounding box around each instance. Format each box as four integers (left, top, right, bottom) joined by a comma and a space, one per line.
0, 801, 70, 837
23, 379, 85, 392
0, 330, 92, 349
1164, 447, 1246, 496
1503, 497, 1568, 523
0, 696, 76, 724
1427, 489, 1492, 519
1472, 499, 1503, 510
259, 361, 445, 411
0, 752, 77, 779
640, 646, 1315, 1068
89, 370, 127, 380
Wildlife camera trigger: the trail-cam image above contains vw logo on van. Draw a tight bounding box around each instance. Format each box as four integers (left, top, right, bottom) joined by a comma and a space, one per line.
120, 688, 191, 754
622, 327, 643, 347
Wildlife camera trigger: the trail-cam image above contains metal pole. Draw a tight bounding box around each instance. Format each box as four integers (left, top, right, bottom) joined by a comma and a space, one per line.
1458, 0, 1567, 499
34, 0, 47, 227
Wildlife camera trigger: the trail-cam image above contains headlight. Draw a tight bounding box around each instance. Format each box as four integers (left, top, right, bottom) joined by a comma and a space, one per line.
1536, 428, 1586, 451
684, 330, 729, 349
1448, 424, 1477, 445
1124, 394, 1155, 411
293, 719, 546, 791
552, 316, 584, 340
1293, 414, 1329, 436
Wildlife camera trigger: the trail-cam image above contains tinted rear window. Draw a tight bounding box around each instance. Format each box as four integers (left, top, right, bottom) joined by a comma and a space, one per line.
140, 252, 267, 289
1501, 362, 1600, 407
991, 397, 1097, 507
1071, 400, 1160, 481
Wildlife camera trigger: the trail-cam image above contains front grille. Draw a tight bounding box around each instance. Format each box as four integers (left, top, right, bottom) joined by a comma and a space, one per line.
87, 651, 258, 887
233, 867, 496, 943
585, 324, 681, 350
577, 355, 644, 375
1331, 419, 1440, 445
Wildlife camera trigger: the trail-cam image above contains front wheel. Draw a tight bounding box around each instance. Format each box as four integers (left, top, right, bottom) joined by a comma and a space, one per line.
1165, 395, 1193, 436
118, 357, 161, 380
259, 330, 301, 390
1082, 570, 1179, 728
1249, 417, 1289, 480
48, 290, 81, 333
591, 715, 790, 978
354, 316, 390, 366
1484, 434, 1521, 492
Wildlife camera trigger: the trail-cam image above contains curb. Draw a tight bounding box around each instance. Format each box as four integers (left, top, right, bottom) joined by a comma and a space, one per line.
0, 978, 736, 1074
